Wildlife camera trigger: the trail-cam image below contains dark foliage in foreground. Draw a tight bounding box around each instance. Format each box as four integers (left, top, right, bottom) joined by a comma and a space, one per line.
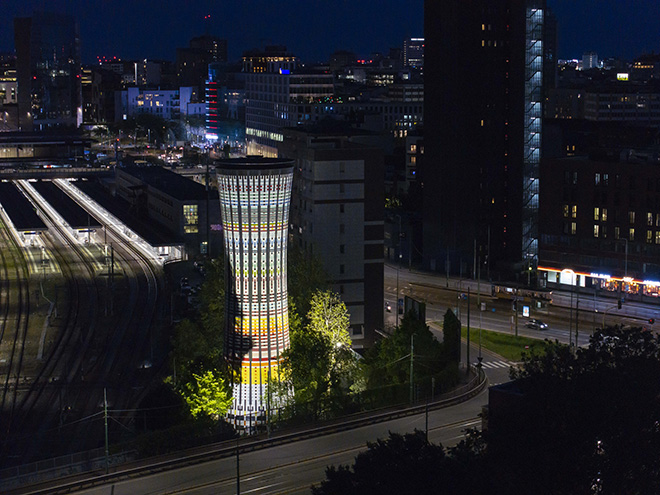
314, 327, 660, 495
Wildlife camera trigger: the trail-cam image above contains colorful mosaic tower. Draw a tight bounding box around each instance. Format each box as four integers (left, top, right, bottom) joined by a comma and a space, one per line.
216, 158, 293, 427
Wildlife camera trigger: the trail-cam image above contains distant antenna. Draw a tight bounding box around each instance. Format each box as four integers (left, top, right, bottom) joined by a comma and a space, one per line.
204, 14, 211, 35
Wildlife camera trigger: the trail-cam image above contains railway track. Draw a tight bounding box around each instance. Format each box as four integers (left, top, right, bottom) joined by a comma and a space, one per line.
1, 180, 100, 462
1, 178, 165, 465
0, 218, 31, 438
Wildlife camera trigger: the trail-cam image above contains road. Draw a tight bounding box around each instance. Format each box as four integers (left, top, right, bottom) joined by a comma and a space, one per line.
384, 264, 659, 348
65, 389, 486, 495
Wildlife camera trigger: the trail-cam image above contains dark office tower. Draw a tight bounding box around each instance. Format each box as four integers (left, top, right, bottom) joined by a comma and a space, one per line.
423, 0, 547, 280
177, 35, 227, 96
14, 13, 82, 131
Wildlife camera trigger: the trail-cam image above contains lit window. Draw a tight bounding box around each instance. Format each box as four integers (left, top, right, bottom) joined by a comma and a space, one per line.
410, 144, 417, 153
656, 232, 660, 244
594, 207, 600, 221
601, 209, 607, 222
647, 230, 653, 244
571, 222, 577, 235
648, 212, 654, 226
410, 156, 417, 165
629, 228, 635, 241
571, 205, 577, 218
595, 173, 600, 185
594, 225, 600, 238
656, 214, 660, 227
629, 211, 636, 224
563, 204, 569, 218
183, 204, 198, 234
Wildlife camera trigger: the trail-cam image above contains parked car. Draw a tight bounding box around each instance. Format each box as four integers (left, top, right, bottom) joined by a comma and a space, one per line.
525, 318, 548, 330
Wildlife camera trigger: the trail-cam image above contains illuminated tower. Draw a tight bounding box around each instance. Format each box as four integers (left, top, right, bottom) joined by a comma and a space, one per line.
216, 157, 293, 427
205, 63, 220, 142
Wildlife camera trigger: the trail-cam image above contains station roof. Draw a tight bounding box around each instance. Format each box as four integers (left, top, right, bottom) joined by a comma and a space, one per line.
32, 180, 102, 230
74, 179, 183, 247
0, 181, 46, 231
119, 166, 218, 202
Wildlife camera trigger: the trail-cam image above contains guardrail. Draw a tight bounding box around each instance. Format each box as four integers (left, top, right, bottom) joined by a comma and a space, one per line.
5, 370, 487, 495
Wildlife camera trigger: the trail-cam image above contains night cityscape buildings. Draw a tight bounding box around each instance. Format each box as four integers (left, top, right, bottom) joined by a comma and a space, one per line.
422, 0, 554, 281
3, 1, 660, 488
280, 125, 385, 348
14, 12, 82, 130
216, 157, 294, 427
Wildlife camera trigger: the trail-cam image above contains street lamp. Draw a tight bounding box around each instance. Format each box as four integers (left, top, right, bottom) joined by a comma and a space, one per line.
396, 214, 403, 327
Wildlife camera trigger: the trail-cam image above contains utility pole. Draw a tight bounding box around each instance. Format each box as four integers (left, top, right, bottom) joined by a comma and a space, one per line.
446, 248, 450, 288
205, 148, 210, 256
467, 287, 471, 373
473, 239, 477, 279
569, 289, 574, 345
236, 437, 240, 495
110, 244, 114, 316
477, 256, 482, 365
104, 388, 109, 474
575, 299, 579, 348
514, 287, 519, 338
409, 334, 414, 404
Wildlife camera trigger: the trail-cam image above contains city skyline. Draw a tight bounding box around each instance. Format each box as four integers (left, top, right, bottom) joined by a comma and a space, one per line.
1, 0, 659, 64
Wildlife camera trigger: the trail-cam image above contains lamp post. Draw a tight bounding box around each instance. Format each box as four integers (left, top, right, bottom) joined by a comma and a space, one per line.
396, 214, 403, 328
618, 238, 629, 301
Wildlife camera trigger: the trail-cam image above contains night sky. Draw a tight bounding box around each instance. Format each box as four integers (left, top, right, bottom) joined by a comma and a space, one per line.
0, 0, 658, 63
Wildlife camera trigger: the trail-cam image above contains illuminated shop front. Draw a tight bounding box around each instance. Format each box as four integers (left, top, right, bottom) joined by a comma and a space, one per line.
540, 266, 660, 298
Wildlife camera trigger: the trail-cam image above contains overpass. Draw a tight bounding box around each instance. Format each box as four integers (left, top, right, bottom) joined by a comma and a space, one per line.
0, 168, 114, 180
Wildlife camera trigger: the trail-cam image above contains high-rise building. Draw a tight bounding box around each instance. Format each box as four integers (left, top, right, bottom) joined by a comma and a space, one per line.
216, 157, 294, 428
423, 0, 549, 280
242, 46, 335, 156
582, 51, 599, 71
14, 12, 82, 130
177, 35, 227, 96
280, 126, 384, 349
403, 38, 424, 69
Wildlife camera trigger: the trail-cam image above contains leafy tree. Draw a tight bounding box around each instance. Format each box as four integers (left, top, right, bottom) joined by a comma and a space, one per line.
169, 256, 232, 419
287, 244, 328, 320
181, 369, 233, 420
312, 430, 486, 495
487, 326, 660, 494
277, 290, 358, 420
362, 312, 449, 397
442, 308, 461, 362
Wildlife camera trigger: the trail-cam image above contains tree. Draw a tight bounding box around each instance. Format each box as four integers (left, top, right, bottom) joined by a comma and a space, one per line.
315, 327, 660, 495
361, 312, 453, 404
277, 290, 358, 420
287, 244, 328, 320
442, 308, 461, 363
181, 369, 233, 420
486, 326, 660, 494
168, 255, 233, 422
312, 430, 486, 495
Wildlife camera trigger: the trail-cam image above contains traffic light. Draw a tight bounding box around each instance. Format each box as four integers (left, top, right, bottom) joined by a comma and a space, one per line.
650, 318, 655, 325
